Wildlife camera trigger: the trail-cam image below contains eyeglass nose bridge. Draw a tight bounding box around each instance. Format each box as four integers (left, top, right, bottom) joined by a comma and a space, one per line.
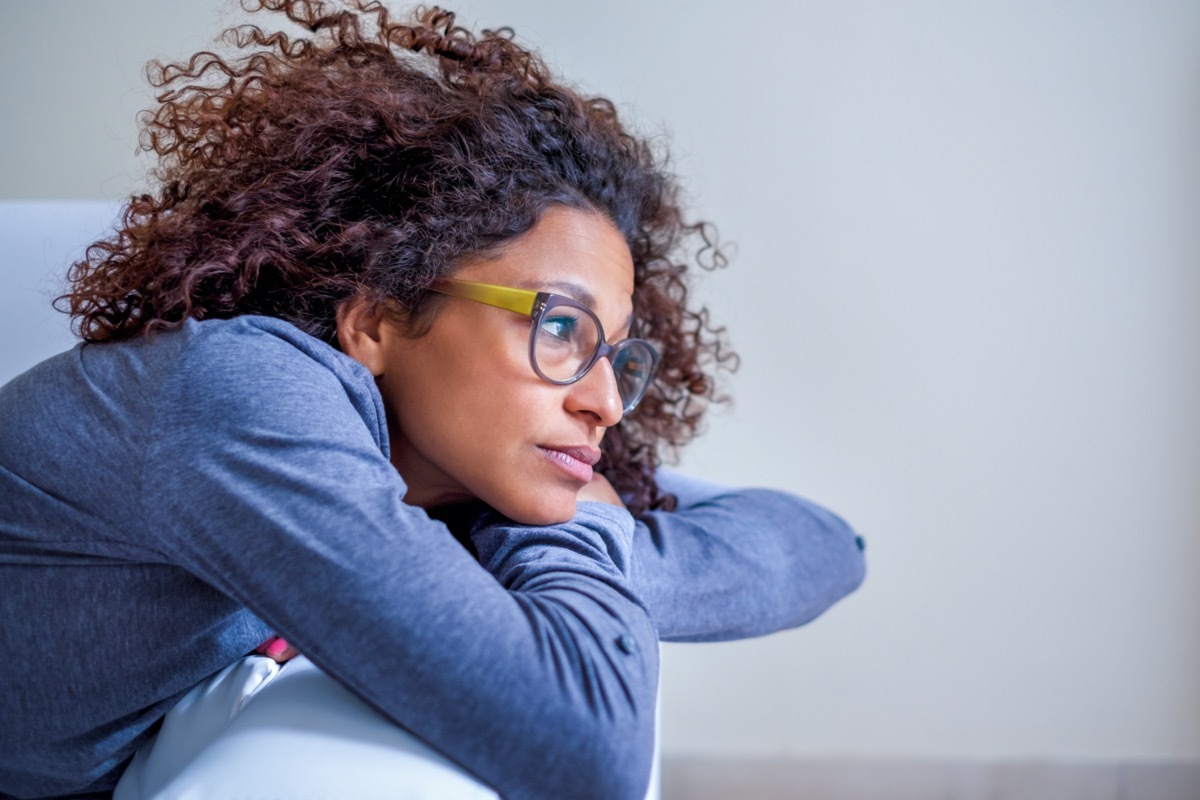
546, 341, 634, 417
537, 339, 658, 415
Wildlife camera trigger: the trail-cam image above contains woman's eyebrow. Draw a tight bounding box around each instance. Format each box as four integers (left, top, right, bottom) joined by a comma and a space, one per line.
519, 279, 633, 333
530, 280, 597, 309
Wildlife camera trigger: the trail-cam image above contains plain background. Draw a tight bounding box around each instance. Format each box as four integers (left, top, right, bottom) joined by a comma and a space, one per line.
3, 0, 1198, 766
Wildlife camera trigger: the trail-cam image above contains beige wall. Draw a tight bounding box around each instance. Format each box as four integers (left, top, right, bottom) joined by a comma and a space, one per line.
4, 0, 1198, 763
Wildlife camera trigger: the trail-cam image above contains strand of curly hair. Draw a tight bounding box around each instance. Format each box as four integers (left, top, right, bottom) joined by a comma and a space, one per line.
59, 0, 737, 514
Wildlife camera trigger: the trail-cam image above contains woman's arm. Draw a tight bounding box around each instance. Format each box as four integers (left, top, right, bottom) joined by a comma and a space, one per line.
144, 320, 657, 800
630, 471, 866, 642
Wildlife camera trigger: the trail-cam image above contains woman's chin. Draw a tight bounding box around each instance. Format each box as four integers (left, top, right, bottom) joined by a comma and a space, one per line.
493, 494, 578, 526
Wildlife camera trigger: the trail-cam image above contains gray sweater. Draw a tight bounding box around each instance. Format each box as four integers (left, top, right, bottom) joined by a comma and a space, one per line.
0, 316, 864, 800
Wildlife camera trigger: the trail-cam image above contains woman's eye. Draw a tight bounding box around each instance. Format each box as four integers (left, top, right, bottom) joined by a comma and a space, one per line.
540, 315, 578, 342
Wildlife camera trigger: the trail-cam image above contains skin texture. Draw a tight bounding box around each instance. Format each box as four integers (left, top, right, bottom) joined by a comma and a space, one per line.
339, 207, 635, 525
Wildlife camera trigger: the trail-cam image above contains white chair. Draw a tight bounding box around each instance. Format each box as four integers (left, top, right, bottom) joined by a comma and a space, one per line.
114, 655, 662, 800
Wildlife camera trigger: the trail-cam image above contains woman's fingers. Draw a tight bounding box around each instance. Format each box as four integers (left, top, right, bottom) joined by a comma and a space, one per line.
254, 635, 299, 663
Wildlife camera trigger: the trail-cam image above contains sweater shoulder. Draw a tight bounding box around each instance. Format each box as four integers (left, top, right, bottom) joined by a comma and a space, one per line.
181, 316, 368, 387
160, 316, 388, 452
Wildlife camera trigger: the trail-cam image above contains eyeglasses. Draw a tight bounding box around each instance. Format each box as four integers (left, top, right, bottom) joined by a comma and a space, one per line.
427, 278, 660, 415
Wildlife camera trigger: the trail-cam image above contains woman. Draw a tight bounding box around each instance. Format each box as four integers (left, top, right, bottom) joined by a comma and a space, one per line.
0, 2, 864, 798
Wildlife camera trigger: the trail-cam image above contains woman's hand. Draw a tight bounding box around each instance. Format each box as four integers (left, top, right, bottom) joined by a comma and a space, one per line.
577, 473, 625, 508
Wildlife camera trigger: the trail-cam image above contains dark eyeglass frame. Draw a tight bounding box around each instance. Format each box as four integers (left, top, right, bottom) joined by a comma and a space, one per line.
427, 278, 660, 414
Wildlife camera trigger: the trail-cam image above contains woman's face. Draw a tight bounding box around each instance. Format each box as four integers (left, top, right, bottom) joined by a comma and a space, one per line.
370, 206, 635, 525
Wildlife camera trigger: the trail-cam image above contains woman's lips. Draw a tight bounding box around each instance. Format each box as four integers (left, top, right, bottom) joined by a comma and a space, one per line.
538, 444, 600, 483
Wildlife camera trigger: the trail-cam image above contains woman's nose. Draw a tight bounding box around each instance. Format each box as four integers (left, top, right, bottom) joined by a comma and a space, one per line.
564, 357, 624, 427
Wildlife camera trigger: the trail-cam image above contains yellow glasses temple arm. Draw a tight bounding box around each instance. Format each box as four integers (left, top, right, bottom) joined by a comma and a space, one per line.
430, 279, 539, 317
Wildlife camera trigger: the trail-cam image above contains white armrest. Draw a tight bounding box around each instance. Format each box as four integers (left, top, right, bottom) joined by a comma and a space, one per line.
116, 655, 662, 800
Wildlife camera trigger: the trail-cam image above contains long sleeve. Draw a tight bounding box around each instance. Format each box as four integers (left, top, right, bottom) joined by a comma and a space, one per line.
630, 471, 866, 642
0, 316, 658, 800
133, 322, 658, 800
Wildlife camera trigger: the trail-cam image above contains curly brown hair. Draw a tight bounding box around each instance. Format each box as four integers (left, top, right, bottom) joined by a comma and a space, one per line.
60, 0, 735, 514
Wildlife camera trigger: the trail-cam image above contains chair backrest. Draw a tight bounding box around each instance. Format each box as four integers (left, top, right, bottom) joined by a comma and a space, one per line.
0, 200, 119, 384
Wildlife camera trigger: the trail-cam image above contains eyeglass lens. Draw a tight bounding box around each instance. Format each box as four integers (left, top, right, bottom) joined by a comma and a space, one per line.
610, 341, 656, 408
534, 305, 599, 381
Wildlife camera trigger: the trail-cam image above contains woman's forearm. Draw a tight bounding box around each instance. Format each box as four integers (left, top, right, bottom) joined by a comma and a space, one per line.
631, 473, 866, 642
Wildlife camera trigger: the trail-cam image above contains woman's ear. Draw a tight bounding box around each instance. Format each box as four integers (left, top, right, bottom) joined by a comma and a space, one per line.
336, 296, 391, 377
